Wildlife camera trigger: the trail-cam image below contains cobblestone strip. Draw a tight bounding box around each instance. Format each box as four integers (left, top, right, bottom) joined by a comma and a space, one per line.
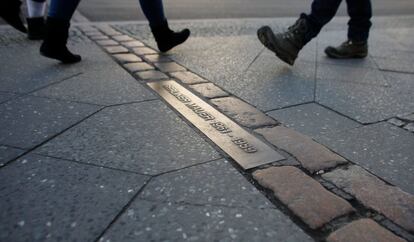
79, 24, 414, 241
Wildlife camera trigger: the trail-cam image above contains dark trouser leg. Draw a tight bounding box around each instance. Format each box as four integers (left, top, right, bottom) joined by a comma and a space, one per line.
138, 0, 166, 27
48, 0, 81, 20
304, 0, 343, 40
346, 0, 372, 42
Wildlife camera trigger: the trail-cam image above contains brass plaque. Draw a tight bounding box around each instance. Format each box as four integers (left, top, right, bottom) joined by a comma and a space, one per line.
148, 80, 285, 170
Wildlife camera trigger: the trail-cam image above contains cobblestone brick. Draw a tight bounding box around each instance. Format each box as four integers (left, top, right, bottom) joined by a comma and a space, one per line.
256, 126, 347, 173
253, 166, 354, 229
124, 62, 154, 72
112, 35, 135, 42
122, 41, 145, 48
104, 46, 128, 54
90, 35, 109, 41
323, 165, 414, 232
96, 40, 118, 46
211, 97, 278, 129
398, 113, 414, 122
143, 54, 172, 63
113, 54, 142, 64
327, 219, 406, 242
135, 71, 169, 80
133, 47, 157, 55
189, 83, 228, 99
154, 62, 186, 72
170, 71, 208, 84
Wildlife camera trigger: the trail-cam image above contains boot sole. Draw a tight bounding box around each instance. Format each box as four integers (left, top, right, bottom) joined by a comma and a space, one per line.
325, 49, 367, 59
257, 26, 295, 65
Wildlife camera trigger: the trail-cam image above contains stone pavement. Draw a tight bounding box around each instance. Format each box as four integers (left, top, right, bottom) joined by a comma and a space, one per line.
0, 16, 413, 242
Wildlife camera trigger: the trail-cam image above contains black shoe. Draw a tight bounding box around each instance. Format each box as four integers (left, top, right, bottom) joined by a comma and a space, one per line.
150, 21, 190, 52
0, 0, 27, 33
40, 17, 81, 64
27, 17, 45, 40
325, 40, 368, 59
257, 18, 310, 65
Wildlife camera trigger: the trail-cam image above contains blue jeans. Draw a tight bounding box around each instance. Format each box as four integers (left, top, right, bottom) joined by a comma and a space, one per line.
48, 0, 81, 20
139, 0, 166, 27
304, 0, 372, 41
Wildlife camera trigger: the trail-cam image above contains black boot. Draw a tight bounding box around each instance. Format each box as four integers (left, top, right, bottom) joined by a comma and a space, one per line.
325, 40, 368, 59
257, 18, 311, 65
150, 21, 190, 53
40, 17, 81, 64
0, 0, 27, 33
27, 17, 45, 40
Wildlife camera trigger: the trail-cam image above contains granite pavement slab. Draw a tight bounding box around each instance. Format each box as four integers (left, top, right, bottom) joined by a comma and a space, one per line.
0, 154, 148, 242
0, 44, 82, 94
318, 122, 414, 195
0, 146, 25, 167
268, 103, 361, 139
0, 92, 18, 104
36, 100, 221, 175
100, 200, 313, 242
139, 159, 273, 209
0, 95, 100, 149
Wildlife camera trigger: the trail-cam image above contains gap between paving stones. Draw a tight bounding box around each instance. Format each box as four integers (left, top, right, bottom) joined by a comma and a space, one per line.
81, 24, 413, 241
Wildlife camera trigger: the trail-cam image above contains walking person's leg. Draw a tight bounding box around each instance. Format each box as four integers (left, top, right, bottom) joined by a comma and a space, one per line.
139, 0, 190, 52
257, 0, 342, 65
0, 0, 27, 33
40, 0, 82, 63
26, 0, 47, 40
324, 0, 372, 58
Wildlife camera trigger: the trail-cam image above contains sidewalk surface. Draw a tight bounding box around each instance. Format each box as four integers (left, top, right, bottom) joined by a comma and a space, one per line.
0, 15, 413, 242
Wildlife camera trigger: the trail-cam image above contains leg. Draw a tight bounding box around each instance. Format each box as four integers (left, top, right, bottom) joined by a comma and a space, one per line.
0, 0, 27, 33
26, 0, 47, 40
40, 0, 82, 63
305, 0, 343, 39
346, 0, 372, 42
138, 0, 190, 52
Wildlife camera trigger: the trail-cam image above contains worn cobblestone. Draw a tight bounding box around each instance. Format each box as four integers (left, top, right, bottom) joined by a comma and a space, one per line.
104, 46, 129, 54
253, 166, 354, 229
124, 62, 154, 72
189, 83, 228, 99
143, 54, 172, 63
112, 35, 135, 42
327, 219, 406, 242
96, 40, 118, 46
403, 123, 414, 132
256, 126, 347, 173
122, 41, 145, 48
388, 118, 407, 127
135, 70, 169, 80
154, 62, 186, 72
211, 97, 278, 129
170, 71, 208, 84
323, 166, 414, 232
133, 47, 157, 55
113, 54, 142, 64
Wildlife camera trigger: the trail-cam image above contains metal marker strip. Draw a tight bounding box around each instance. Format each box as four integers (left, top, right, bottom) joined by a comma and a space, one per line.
148, 80, 285, 170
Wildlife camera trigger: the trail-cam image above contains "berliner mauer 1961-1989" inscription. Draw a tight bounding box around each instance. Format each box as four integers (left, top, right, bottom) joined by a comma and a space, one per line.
148, 80, 285, 170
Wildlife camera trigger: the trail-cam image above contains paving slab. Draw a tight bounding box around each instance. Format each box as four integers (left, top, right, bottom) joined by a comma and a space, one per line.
124, 62, 154, 72
0, 95, 99, 149
323, 166, 414, 232
32, 44, 155, 106
375, 56, 414, 74
140, 159, 273, 209
112, 35, 134, 42
256, 126, 347, 173
318, 122, 414, 194
268, 103, 361, 139
104, 46, 128, 54
327, 219, 406, 242
100, 200, 313, 242
0, 154, 148, 242
89, 35, 109, 41
211, 97, 278, 128
96, 39, 118, 46
254, 166, 353, 229
36, 100, 220, 175
0, 146, 24, 167
189, 83, 228, 99
122, 40, 145, 48
143, 54, 172, 63
0, 44, 82, 94
316, 70, 414, 123
132, 47, 157, 55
